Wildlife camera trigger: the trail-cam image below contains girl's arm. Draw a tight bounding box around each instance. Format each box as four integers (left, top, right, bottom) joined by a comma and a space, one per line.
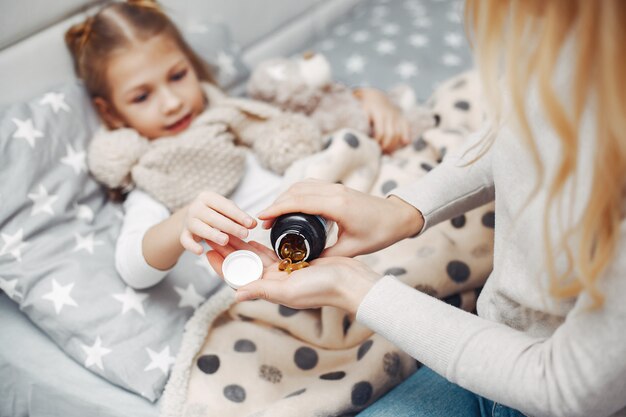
353, 87, 411, 153
116, 190, 256, 289
115, 190, 175, 289
142, 205, 188, 271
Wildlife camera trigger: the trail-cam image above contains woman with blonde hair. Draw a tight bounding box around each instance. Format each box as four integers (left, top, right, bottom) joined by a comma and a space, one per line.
207, 1, 626, 416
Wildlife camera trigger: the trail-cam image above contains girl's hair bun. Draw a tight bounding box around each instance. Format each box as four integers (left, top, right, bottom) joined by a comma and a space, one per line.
64, 16, 94, 58
126, 0, 162, 12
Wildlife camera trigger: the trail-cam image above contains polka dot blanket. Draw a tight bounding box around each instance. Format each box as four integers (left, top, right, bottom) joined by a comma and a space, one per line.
160, 71, 493, 417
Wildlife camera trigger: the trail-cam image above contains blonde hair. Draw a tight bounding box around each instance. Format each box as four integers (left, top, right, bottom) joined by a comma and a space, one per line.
65, 0, 215, 100
465, 0, 626, 307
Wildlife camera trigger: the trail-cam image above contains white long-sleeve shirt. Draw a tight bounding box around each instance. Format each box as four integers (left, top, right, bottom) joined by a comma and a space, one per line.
115, 152, 283, 289
357, 45, 626, 417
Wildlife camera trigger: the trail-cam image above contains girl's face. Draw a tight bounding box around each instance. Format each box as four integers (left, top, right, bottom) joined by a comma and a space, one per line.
96, 34, 205, 139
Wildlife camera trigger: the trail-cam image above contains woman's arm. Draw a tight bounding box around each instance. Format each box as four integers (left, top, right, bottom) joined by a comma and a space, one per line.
389, 122, 495, 235
258, 124, 495, 257
357, 265, 626, 417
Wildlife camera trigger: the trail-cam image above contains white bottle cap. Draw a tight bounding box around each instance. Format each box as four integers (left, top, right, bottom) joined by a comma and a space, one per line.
222, 250, 264, 290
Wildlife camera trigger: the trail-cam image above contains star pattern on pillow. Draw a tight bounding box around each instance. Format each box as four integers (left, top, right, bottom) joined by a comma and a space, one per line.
0, 229, 29, 262
42, 279, 79, 314
39, 92, 71, 114
74, 202, 95, 223
12, 118, 43, 148
81, 336, 112, 370
61, 144, 87, 174
174, 283, 205, 309
73, 232, 104, 254
112, 286, 149, 316
144, 345, 176, 374
27, 184, 59, 217
0, 277, 22, 301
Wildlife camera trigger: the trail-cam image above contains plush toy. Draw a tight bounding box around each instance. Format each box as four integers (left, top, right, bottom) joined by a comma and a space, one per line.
247, 52, 436, 144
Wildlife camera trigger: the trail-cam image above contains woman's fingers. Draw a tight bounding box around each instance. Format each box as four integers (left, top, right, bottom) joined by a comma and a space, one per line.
206, 238, 237, 259
268, 180, 342, 207
236, 277, 292, 304
224, 235, 278, 266
320, 237, 359, 258
248, 240, 279, 263
206, 250, 225, 277
258, 194, 342, 224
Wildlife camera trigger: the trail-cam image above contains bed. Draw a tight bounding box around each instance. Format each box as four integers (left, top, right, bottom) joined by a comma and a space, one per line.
0, 1, 473, 416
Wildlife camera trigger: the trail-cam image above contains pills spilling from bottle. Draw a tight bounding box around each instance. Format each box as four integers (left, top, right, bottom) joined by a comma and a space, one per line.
277, 257, 310, 274
270, 213, 334, 274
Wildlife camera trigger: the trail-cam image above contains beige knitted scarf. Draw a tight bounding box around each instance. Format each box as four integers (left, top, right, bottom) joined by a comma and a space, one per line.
88, 83, 322, 211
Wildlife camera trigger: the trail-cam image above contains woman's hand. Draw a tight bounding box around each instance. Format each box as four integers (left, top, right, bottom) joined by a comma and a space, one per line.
258, 180, 424, 258
180, 191, 257, 254
206, 236, 379, 314
354, 87, 411, 154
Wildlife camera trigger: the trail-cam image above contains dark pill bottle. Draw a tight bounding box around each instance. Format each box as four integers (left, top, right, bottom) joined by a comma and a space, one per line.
270, 213, 332, 262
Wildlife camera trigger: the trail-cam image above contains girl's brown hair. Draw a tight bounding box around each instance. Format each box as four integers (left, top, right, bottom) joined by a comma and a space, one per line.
464, 0, 626, 307
65, 0, 215, 100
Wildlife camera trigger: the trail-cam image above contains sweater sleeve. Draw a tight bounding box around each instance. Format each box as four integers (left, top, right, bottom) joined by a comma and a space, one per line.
389, 124, 495, 234
115, 189, 173, 289
357, 219, 626, 417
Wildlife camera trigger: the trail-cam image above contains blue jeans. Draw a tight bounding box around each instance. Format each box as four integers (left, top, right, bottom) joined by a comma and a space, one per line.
356, 366, 526, 417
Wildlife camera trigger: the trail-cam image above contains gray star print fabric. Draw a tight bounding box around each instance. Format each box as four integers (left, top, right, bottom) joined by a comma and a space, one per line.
0, 80, 227, 401
309, 0, 473, 101
0, 18, 249, 402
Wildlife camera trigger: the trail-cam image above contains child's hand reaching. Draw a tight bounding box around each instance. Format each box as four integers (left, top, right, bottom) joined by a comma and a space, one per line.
354, 87, 411, 153
180, 191, 257, 254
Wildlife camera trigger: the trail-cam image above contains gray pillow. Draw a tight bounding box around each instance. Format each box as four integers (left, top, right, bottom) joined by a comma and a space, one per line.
183, 18, 250, 90
0, 77, 225, 401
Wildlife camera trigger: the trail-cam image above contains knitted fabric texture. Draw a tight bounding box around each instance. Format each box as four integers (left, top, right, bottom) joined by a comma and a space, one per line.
87, 83, 321, 211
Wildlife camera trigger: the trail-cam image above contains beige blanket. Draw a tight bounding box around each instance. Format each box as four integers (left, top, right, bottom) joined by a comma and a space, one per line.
161, 71, 493, 417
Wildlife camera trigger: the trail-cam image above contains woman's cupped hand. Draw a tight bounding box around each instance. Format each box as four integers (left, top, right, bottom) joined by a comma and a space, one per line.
206, 234, 379, 314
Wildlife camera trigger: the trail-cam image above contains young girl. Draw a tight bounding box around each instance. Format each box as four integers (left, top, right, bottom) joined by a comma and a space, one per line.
65, 0, 409, 289
207, 1, 626, 416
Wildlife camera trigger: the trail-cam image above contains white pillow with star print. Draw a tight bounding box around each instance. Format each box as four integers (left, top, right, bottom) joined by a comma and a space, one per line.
0, 80, 225, 402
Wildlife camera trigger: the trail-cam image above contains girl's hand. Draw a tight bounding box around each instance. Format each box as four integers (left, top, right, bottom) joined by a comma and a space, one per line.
206, 236, 379, 314
258, 180, 424, 258
354, 87, 411, 153
180, 191, 257, 254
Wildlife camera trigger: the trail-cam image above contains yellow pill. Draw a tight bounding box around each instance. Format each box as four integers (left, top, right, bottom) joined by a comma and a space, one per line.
280, 243, 293, 258
291, 261, 310, 271
291, 250, 306, 262
284, 261, 309, 274
278, 258, 292, 271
